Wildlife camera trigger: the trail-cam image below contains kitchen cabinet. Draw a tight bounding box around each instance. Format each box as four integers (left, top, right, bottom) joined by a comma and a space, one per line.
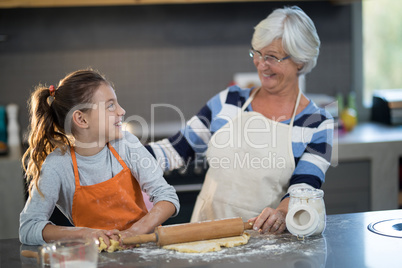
0, 0, 359, 8
333, 122, 402, 212
323, 160, 370, 214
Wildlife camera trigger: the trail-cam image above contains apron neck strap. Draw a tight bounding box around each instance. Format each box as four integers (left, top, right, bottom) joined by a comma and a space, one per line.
242, 87, 302, 126
107, 143, 128, 169
289, 89, 302, 127
70, 144, 128, 187
70, 146, 81, 187
241, 87, 260, 111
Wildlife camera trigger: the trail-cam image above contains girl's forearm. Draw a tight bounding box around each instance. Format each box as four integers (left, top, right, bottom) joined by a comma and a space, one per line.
42, 223, 120, 247
42, 224, 89, 243
43, 201, 176, 242
123, 201, 176, 237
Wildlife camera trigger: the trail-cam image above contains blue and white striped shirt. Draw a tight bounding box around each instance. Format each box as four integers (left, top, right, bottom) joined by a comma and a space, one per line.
146, 85, 334, 192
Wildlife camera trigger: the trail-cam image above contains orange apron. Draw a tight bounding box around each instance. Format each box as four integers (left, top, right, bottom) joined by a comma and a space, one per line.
71, 143, 148, 230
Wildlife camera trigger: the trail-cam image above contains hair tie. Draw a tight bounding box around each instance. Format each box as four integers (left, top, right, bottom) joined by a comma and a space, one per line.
47, 85, 56, 106
49, 85, 56, 97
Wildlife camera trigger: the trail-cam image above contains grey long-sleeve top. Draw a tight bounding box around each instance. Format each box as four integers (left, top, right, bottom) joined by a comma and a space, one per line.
19, 131, 180, 245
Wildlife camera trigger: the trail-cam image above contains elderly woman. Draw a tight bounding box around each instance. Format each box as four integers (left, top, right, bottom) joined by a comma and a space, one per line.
146, 6, 333, 234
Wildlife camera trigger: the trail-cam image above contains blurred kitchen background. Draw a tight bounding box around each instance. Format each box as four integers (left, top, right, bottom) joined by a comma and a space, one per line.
1, 0, 402, 239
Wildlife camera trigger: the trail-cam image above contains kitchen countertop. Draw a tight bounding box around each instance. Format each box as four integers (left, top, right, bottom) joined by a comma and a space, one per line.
2, 209, 401, 268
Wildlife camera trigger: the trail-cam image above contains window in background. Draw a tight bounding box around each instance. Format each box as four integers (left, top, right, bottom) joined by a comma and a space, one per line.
363, 0, 402, 106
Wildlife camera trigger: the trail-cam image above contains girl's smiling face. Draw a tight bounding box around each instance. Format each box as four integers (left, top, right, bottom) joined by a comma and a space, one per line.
253, 39, 302, 94
86, 83, 126, 145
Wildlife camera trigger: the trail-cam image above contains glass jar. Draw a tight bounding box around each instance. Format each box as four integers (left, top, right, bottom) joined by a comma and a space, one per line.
285, 188, 326, 238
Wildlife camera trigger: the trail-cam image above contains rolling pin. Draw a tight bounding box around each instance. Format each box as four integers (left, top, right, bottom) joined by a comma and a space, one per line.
21, 250, 49, 264
123, 217, 253, 246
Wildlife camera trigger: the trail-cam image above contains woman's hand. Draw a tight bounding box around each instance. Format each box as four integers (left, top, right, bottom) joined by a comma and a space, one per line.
248, 198, 289, 234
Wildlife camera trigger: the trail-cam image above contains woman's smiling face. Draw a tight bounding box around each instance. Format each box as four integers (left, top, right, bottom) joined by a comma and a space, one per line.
253, 39, 301, 94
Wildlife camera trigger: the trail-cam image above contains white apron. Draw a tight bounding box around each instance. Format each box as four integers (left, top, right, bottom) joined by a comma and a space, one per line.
191, 88, 301, 222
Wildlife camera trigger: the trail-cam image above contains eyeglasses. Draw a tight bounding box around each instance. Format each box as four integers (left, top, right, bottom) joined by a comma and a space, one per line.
249, 48, 290, 65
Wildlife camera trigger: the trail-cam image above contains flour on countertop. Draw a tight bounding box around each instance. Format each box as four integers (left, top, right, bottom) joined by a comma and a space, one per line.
98, 230, 328, 266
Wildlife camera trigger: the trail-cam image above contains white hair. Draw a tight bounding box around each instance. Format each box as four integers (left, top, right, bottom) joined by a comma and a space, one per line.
251, 6, 320, 75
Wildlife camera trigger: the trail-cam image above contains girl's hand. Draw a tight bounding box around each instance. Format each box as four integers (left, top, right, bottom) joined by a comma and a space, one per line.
120, 201, 176, 240
118, 223, 148, 241
117, 228, 147, 250
82, 228, 120, 248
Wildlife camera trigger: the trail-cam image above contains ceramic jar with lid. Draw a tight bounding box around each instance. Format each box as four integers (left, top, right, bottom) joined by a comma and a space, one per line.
286, 188, 326, 238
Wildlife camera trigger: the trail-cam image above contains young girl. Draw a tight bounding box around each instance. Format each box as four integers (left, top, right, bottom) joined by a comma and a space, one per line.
19, 69, 179, 248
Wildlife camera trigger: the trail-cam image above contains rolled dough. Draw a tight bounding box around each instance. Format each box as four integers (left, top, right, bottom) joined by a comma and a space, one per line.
163, 233, 250, 253
98, 237, 124, 253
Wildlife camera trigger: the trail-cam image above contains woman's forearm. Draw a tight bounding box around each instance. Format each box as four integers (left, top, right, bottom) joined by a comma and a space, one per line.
277, 197, 290, 214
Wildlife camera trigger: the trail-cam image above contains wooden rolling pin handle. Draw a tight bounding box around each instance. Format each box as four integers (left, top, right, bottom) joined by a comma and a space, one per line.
156, 217, 246, 246
244, 221, 254, 230
21, 250, 49, 264
123, 218, 253, 247
123, 232, 157, 245
21, 250, 39, 260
